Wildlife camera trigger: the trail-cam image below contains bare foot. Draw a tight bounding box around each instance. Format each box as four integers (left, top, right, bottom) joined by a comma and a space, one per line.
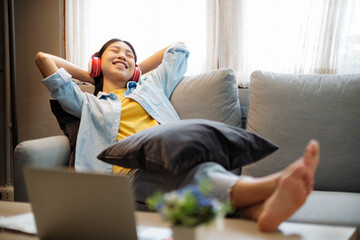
256, 140, 320, 232
257, 165, 307, 231
283, 140, 320, 194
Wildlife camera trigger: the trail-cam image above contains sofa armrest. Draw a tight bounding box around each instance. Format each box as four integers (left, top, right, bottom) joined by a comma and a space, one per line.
14, 135, 71, 202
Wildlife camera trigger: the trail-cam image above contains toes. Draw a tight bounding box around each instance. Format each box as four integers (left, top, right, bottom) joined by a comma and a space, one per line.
309, 140, 320, 157
304, 140, 320, 169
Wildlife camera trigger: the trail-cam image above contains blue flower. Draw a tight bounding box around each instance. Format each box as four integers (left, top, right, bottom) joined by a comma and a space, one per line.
197, 196, 213, 208
146, 180, 233, 227
155, 202, 164, 212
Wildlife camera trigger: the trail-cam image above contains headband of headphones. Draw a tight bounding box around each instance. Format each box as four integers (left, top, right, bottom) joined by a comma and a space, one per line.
88, 52, 141, 82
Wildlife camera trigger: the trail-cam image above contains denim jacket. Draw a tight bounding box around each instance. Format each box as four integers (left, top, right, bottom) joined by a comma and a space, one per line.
42, 44, 190, 172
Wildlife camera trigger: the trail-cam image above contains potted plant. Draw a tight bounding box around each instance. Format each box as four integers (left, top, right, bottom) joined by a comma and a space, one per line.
146, 180, 233, 240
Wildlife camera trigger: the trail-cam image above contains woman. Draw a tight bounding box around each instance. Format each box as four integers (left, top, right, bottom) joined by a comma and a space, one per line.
36, 39, 320, 231
36, 38, 187, 173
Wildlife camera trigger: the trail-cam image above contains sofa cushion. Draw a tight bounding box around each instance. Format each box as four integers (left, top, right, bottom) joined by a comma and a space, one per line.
97, 119, 278, 175
242, 70, 360, 193
170, 68, 242, 127
50, 100, 80, 167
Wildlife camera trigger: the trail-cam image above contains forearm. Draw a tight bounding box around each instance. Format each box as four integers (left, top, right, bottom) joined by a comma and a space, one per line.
138, 42, 184, 74
35, 52, 94, 84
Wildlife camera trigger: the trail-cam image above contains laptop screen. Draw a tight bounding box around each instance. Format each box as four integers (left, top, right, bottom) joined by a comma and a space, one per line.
24, 167, 138, 240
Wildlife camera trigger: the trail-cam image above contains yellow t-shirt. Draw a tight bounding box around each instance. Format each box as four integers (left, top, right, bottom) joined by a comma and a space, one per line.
111, 89, 159, 175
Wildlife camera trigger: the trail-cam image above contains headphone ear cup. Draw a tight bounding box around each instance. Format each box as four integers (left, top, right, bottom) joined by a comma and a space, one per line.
130, 64, 141, 82
88, 56, 101, 78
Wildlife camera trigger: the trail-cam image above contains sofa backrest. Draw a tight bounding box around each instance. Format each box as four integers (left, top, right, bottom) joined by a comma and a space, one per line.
80, 68, 244, 128
170, 68, 242, 128
238, 88, 249, 129
242, 70, 360, 193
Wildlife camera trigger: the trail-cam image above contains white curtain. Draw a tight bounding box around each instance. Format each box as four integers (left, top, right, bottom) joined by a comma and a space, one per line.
65, 0, 207, 76
65, 0, 87, 71
66, 0, 360, 87
207, 0, 360, 87
206, 0, 246, 84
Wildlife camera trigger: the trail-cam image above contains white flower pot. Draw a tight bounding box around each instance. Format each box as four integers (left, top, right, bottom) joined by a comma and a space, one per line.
172, 218, 223, 240
172, 224, 208, 240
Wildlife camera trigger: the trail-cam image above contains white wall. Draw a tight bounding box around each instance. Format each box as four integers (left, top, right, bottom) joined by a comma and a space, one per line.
14, 0, 64, 142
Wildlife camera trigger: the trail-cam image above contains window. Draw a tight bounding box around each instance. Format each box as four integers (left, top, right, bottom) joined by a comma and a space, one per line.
243, 0, 360, 76
66, 0, 360, 87
66, 0, 207, 76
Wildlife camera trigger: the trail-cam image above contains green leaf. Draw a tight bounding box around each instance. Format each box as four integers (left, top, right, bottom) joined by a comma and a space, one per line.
145, 191, 163, 210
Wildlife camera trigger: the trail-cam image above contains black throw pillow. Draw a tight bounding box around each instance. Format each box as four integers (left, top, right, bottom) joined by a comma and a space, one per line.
97, 119, 278, 175
50, 100, 80, 167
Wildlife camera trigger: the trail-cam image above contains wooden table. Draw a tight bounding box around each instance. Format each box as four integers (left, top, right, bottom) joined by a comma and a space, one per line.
0, 201, 357, 240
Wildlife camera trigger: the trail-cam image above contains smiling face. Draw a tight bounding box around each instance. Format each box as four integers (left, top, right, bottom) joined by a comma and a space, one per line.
101, 41, 136, 88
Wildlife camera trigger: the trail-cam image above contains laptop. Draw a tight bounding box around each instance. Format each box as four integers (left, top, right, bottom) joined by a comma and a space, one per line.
23, 167, 169, 240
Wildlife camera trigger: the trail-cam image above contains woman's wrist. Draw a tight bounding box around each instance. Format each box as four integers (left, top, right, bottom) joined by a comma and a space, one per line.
139, 42, 185, 74
72, 68, 94, 85
36, 52, 95, 84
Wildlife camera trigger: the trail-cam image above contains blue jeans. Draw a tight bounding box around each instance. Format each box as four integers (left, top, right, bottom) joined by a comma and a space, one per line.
131, 162, 240, 205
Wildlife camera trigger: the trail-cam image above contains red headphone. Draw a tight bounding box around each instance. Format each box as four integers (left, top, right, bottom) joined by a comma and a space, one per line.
88, 53, 141, 82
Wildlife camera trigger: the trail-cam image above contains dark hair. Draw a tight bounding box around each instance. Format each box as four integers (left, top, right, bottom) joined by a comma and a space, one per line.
93, 38, 137, 96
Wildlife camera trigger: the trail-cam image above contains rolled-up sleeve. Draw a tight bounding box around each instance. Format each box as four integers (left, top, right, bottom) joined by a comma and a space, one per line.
42, 68, 84, 118
147, 43, 190, 98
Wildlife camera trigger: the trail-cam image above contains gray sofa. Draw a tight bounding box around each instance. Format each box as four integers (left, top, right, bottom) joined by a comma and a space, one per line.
242, 71, 360, 240
14, 69, 360, 238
